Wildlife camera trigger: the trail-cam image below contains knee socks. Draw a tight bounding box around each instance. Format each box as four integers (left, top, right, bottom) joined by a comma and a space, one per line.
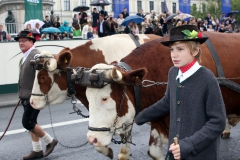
42, 132, 54, 145
32, 141, 42, 152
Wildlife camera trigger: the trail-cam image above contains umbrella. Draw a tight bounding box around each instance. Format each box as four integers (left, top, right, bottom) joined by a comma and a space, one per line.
227, 10, 239, 16
90, 0, 110, 6
42, 27, 61, 33
24, 19, 44, 29
165, 14, 178, 21
174, 13, 193, 20
73, 6, 89, 12
121, 15, 144, 26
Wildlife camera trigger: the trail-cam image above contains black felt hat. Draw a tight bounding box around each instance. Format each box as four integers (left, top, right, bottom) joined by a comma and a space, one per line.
14, 30, 36, 43
161, 25, 208, 46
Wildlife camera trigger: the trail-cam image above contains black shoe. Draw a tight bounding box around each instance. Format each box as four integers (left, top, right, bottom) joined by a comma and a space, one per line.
43, 139, 58, 157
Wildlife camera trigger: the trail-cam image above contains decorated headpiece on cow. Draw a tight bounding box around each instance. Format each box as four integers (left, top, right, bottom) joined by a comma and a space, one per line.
30, 48, 72, 72
14, 30, 36, 43
71, 63, 147, 88
161, 25, 208, 46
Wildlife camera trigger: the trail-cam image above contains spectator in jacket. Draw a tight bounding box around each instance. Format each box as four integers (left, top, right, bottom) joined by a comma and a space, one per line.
82, 21, 93, 39
72, 14, 79, 29
0, 24, 7, 41
98, 14, 110, 37
99, 6, 108, 20
132, 22, 139, 34
92, 8, 99, 31
136, 9, 145, 18
42, 16, 52, 29
79, 9, 88, 30
60, 21, 73, 38
121, 7, 129, 18
123, 22, 132, 34
117, 14, 125, 34
5, 34, 14, 42
153, 23, 163, 36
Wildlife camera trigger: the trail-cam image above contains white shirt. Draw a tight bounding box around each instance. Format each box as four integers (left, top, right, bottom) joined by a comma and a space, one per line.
93, 34, 98, 38
176, 61, 201, 83
117, 18, 125, 32
22, 46, 35, 64
35, 28, 40, 33
99, 20, 104, 33
82, 25, 93, 35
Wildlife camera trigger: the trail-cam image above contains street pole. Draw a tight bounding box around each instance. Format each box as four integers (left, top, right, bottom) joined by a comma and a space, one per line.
60, 0, 63, 24
214, 1, 217, 21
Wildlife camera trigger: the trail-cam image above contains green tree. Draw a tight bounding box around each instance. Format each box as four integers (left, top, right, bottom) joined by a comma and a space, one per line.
191, 0, 221, 20
231, 0, 240, 25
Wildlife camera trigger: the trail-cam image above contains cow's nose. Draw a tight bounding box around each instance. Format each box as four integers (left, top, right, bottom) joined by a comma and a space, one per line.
30, 99, 34, 106
88, 136, 98, 145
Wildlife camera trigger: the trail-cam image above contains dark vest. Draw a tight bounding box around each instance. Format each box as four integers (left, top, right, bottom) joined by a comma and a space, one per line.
18, 49, 40, 100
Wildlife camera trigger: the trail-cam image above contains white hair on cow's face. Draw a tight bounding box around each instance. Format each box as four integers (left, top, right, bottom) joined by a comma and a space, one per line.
40, 50, 54, 58
30, 69, 67, 110
86, 77, 136, 147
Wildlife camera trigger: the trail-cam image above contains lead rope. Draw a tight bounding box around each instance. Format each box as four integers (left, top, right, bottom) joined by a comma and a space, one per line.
46, 95, 88, 148
0, 100, 20, 141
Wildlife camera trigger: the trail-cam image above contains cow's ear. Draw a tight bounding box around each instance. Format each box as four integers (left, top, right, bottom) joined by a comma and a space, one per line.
121, 68, 147, 86
57, 48, 72, 71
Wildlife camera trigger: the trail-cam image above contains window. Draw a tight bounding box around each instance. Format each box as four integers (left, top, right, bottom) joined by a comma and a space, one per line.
172, 3, 176, 14
64, 0, 70, 11
137, 1, 142, 13
81, 0, 86, 6
161, 2, 164, 13
202, 3, 206, 12
149, 1, 154, 12
192, 4, 197, 12
109, 0, 113, 12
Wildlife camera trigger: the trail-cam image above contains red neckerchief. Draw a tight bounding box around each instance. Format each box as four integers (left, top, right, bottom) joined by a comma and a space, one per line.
179, 59, 197, 73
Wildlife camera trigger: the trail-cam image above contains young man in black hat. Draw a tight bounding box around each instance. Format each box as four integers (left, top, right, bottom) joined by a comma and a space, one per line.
135, 25, 226, 160
14, 30, 58, 160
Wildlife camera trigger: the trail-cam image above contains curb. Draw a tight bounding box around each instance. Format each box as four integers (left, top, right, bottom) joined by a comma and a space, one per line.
0, 100, 19, 108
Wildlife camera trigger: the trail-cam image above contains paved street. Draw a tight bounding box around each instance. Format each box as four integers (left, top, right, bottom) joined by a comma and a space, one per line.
0, 99, 239, 160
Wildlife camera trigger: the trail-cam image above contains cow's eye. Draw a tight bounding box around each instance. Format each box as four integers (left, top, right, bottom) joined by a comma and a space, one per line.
102, 97, 108, 101
40, 76, 45, 83
101, 96, 109, 105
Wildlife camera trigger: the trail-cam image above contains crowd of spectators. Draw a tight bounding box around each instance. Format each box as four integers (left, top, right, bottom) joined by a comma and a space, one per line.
1, 8, 239, 42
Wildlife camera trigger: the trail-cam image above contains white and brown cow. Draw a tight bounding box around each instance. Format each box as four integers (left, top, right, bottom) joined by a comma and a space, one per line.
30, 34, 160, 110
85, 33, 240, 159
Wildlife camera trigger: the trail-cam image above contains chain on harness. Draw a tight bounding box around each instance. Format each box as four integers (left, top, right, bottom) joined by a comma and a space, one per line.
30, 56, 89, 148
69, 95, 89, 118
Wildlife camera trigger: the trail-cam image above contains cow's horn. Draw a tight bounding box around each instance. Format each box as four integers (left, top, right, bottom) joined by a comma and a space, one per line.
44, 58, 57, 72
110, 67, 122, 82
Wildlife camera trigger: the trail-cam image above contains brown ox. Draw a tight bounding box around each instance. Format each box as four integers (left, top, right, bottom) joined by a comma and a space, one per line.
85, 32, 240, 159
30, 34, 160, 109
